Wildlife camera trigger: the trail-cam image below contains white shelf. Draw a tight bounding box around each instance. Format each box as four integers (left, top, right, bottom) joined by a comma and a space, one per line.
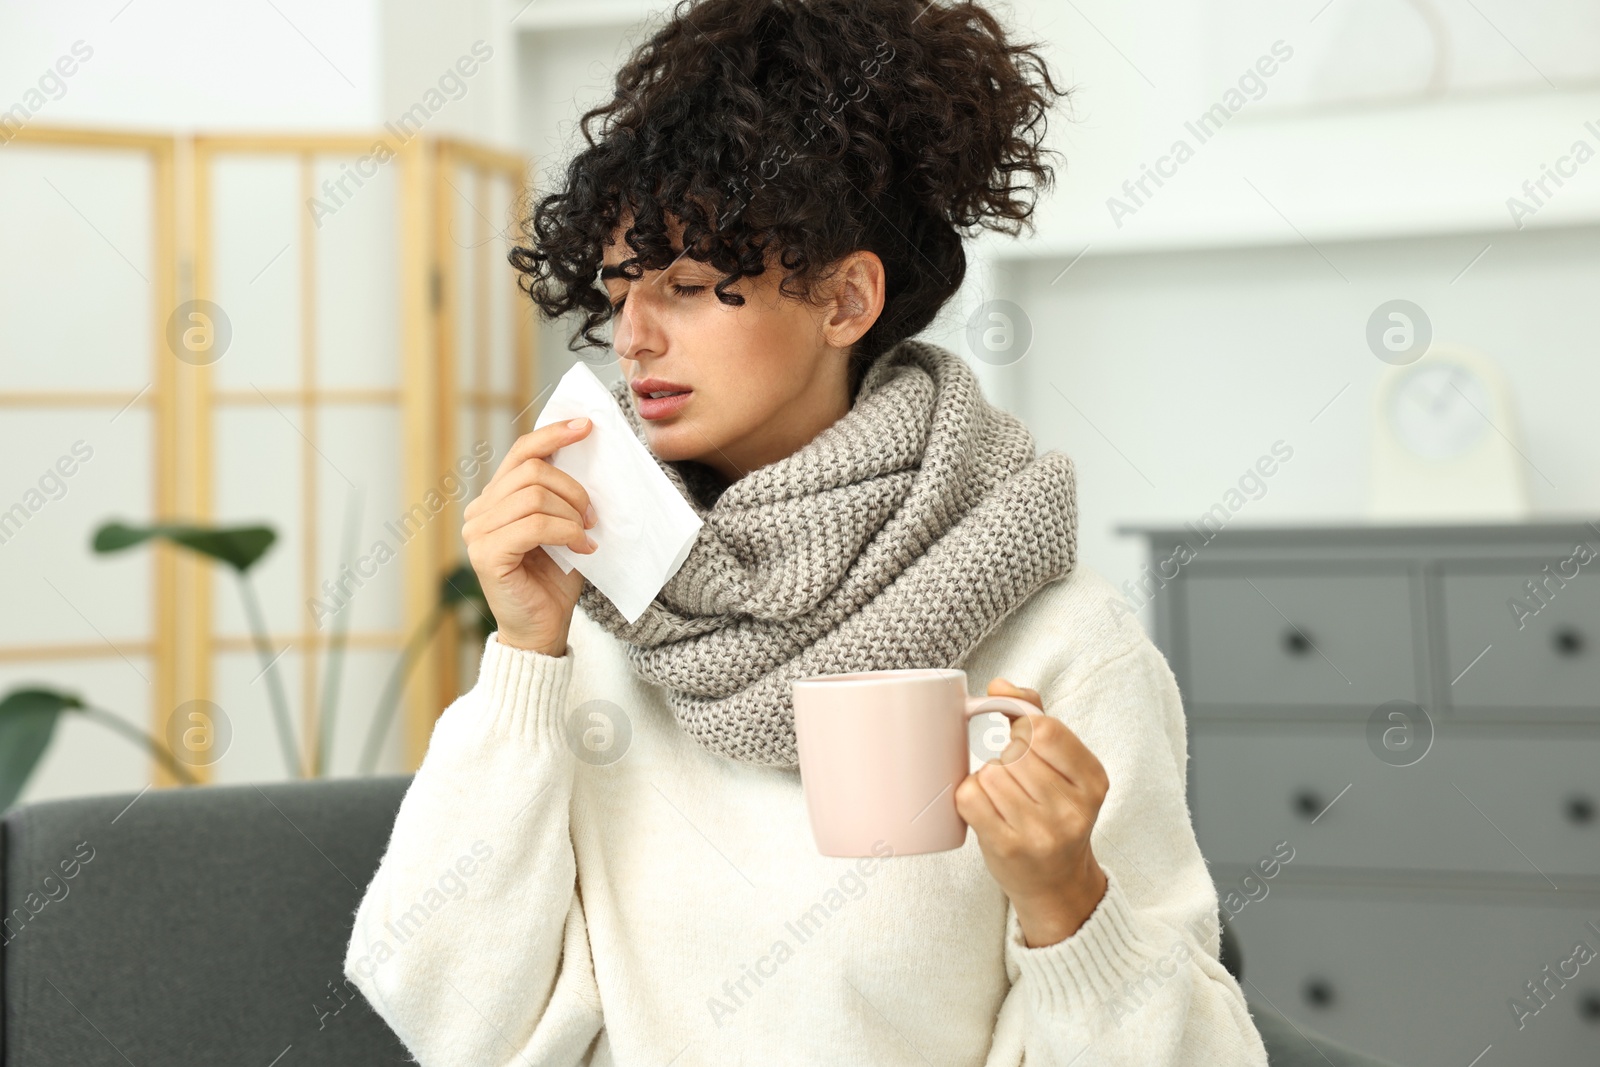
974, 87, 1600, 262
510, 2, 1600, 260
510, 0, 672, 32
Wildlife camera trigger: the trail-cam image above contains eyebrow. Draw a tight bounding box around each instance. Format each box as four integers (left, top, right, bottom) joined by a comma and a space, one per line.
599, 250, 700, 280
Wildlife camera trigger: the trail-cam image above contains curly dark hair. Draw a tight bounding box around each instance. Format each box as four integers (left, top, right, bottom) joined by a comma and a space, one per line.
508, 0, 1074, 396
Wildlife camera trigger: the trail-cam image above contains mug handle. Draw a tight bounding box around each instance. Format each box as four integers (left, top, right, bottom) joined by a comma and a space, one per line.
963, 695, 1037, 723
964, 694, 1037, 765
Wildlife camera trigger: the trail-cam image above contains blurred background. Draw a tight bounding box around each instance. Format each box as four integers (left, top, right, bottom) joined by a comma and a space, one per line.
1, 1, 1596, 1063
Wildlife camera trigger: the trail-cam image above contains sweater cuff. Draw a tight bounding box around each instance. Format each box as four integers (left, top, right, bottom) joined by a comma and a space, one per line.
467, 631, 575, 752
1004, 865, 1168, 1019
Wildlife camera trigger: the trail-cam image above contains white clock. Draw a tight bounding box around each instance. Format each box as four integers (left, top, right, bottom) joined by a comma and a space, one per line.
1368, 344, 1529, 520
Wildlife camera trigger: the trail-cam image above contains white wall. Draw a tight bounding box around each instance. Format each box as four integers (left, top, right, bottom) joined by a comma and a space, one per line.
378, 0, 515, 144
0, 0, 380, 129
997, 225, 1600, 609
515, 17, 663, 387
0, 0, 522, 805
507, 0, 1600, 630
0, 0, 516, 139
6, 0, 1597, 804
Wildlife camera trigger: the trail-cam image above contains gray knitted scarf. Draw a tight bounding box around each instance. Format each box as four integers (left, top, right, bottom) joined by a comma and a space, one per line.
575, 338, 1078, 768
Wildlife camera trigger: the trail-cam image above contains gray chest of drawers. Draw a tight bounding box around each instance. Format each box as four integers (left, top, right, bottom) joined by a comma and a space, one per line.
1126, 522, 1600, 1067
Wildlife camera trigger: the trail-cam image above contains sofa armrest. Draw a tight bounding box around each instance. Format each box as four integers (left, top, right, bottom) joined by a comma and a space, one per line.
2, 776, 414, 1065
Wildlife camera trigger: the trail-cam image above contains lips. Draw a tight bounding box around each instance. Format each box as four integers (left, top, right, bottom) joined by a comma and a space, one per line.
630, 377, 693, 398
636, 390, 691, 420
630, 376, 693, 420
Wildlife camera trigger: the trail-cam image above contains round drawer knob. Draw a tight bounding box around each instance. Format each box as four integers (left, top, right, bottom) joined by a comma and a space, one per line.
1553, 626, 1585, 657
1302, 977, 1336, 1009
1567, 795, 1597, 826
1292, 789, 1323, 820
1579, 990, 1600, 1024
1283, 628, 1314, 657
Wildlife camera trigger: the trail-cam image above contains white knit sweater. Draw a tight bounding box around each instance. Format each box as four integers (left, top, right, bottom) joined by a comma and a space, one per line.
343, 564, 1270, 1066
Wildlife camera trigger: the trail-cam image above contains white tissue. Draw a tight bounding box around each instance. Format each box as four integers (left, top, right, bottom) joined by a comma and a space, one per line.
531, 360, 703, 624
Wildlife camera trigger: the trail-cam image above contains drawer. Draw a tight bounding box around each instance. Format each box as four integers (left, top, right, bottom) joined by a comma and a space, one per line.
1192, 729, 1600, 878
1442, 568, 1600, 713
1228, 886, 1600, 1067
1180, 571, 1419, 707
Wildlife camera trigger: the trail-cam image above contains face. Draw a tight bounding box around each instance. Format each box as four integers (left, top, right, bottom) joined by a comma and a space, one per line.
599, 212, 883, 484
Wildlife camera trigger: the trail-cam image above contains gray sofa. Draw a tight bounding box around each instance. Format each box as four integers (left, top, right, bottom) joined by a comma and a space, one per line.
0, 776, 1399, 1065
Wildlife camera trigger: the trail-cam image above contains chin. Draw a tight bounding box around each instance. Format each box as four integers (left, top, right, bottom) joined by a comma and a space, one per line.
640, 425, 707, 464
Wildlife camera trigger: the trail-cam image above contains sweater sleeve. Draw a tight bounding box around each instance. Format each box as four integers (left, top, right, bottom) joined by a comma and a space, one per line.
989, 632, 1270, 1066
343, 632, 604, 1067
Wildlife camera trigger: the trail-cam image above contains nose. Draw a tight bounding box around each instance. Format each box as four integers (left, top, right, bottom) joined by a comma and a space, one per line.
609, 282, 667, 364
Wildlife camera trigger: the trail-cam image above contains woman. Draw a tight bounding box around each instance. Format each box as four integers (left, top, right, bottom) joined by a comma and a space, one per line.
345, 0, 1269, 1063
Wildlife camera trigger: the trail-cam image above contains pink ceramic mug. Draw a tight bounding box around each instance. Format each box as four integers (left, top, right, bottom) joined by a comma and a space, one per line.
792, 668, 1039, 857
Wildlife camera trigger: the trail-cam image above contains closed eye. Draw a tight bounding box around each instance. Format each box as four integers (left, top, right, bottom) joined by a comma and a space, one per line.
610, 283, 706, 315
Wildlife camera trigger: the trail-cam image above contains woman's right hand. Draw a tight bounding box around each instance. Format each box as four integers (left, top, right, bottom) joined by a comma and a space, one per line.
463, 417, 598, 658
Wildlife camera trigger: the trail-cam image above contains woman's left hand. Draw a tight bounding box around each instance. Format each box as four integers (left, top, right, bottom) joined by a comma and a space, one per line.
955, 677, 1110, 948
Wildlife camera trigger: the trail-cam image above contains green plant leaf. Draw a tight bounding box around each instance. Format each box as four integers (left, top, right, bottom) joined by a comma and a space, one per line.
93, 521, 276, 573
0, 688, 82, 811
439, 564, 496, 641
439, 563, 484, 608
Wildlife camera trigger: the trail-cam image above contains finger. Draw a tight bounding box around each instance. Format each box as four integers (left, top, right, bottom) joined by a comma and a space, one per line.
1014, 714, 1107, 794
955, 773, 1007, 838
974, 758, 1036, 830
994, 745, 1101, 840
1007, 744, 1097, 826
986, 713, 1037, 768
988, 677, 1042, 709
1039, 775, 1103, 845
468, 454, 595, 529
466, 484, 592, 552
488, 417, 594, 485
988, 719, 1057, 805
470, 511, 591, 569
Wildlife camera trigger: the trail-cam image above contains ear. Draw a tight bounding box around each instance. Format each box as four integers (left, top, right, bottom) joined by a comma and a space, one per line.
820, 250, 885, 349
